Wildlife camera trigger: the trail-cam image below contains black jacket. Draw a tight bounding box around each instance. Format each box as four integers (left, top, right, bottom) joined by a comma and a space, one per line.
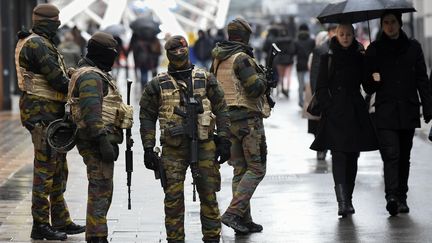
310, 37, 378, 152
295, 31, 315, 71
364, 30, 432, 129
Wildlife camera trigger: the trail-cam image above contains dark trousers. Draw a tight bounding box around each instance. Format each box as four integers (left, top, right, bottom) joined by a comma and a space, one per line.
331, 151, 359, 185
377, 129, 415, 201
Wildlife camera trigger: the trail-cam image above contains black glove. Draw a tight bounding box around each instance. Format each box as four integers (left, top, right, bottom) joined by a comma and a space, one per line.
144, 148, 157, 170
215, 137, 232, 164
99, 135, 115, 164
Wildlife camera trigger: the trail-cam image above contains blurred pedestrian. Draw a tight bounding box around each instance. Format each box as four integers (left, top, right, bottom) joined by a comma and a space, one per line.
295, 23, 315, 107
139, 35, 231, 243
129, 33, 161, 89
194, 29, 214, 69
15, 3, 85, 240
310, 23, 378, 217
273, 28, 296, 98
211, 17, 269, 234
307, 24, 337, 161
364, 11, 432, 216
58, 31, 82, 68
68, 32, 132, 243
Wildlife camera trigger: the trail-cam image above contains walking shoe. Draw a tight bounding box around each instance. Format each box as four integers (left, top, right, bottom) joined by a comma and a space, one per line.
245, 221, 263, 233
54, 222, 86, 234
31, 223, 67, 241
221, 212, 249, 234
398, 200, 410, 213
86, 236, 108, 243
386, 197, 399, 216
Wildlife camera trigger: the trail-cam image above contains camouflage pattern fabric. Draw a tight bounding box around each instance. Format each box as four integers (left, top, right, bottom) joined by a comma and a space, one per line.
225, 117, 267, 222
211, 40, 268, 223
139, 69, 229, 242
211, 41, 267, 121
162, 141, 221, 241
72, 58, 122, 239
16, 20, 72, 226
76, 139, 114, 239
30, 123, 72, 226
140, 70, 230, 148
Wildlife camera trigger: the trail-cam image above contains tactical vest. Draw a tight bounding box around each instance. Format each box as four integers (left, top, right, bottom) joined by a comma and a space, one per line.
15, 33, 68, 102
68, 66, 133, 129
213, 52, 270, 117
158, 69, 215, 146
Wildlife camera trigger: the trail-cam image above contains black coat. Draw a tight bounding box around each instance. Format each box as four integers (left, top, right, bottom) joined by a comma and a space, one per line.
310, 38, 378, 152
295, 31, 315, 71
364, 31, 432, 129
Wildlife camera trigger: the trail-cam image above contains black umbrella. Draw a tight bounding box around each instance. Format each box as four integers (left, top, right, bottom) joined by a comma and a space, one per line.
129, 17, 160, 39
317, 0, 416, 24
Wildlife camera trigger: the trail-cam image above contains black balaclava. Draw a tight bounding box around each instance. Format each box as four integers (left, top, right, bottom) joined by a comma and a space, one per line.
86, 32, 118, 72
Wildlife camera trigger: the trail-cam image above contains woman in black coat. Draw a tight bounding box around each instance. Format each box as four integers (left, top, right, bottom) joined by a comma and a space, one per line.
364, 11, 432, 216
310, 23, 378, 217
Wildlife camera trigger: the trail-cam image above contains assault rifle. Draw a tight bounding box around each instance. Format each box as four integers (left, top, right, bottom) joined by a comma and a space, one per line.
153, 147, 167, 189
265, 43, 281, 108
172, 69, 203, 202
125, 79, 134, 210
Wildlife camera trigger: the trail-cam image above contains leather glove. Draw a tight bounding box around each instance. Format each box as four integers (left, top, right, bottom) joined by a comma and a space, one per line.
215, 137, 232, 164
144, 148, 157, 170
99, 135, 115, 164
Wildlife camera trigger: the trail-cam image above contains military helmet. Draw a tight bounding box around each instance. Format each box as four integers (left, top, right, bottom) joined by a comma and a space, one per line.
47, 119, 77, 153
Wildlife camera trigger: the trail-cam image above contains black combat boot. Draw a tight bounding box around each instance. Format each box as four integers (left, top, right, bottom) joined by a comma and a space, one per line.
54, 222, 86, 234
221, 212, 249, 234
334, 184, 350, 217
386, 195, 399, 216
245, 221, 263, 233
346, 183, 355, 214
398, 199, 410, 213
31, 223, 67, 241
86, 236, 108, 243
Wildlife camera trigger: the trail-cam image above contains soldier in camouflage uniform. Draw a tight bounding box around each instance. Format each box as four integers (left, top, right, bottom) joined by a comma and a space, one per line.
210, 17, 270, 234
140, 35, 231, 243
68, 32, 132, 243
14, 3, 85, 240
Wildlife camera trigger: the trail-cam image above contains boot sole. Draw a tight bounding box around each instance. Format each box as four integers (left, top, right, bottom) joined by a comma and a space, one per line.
31, 234, 67, 241
221, 219, 249, 234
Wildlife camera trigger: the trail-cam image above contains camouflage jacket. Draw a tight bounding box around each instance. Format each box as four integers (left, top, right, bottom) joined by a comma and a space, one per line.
211, 40, 267, 120
71, 58, 122, 142
139, 69, 230, 149
17, 20, 69, 127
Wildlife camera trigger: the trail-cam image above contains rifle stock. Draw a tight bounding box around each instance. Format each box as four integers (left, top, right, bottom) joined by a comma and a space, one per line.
125, 79, 134, 210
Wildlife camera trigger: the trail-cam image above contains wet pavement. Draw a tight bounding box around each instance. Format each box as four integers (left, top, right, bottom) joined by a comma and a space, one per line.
1, 72, 432, 242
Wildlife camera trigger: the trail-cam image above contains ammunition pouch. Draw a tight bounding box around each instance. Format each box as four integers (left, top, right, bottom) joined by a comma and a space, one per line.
161, 127, 183, 147
197, 110, 216, 140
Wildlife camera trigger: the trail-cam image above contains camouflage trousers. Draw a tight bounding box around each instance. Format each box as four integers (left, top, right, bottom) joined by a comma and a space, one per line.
162, 140, 221, 242
225, 116, 267, 222
76, 139, 114, 240
29, 123, 72, 226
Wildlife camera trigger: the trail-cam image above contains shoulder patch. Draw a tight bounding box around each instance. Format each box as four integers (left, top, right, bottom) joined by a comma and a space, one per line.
160, 80, 175, 90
